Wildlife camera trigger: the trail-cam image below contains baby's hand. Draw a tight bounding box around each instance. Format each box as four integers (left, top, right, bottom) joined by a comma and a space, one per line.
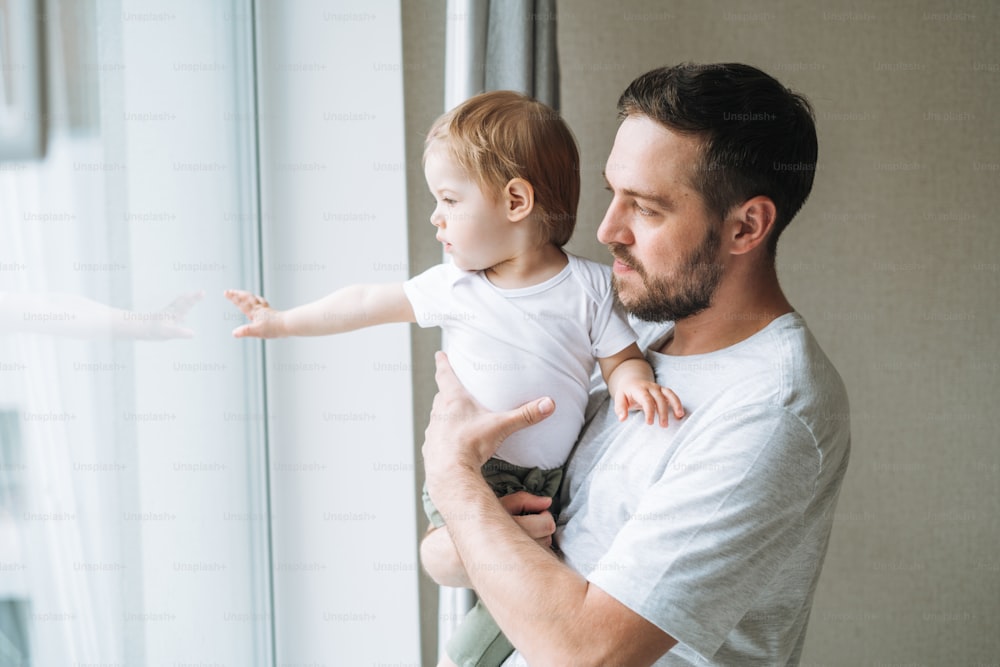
224, 289, 286, 338
614, 379, 684, 427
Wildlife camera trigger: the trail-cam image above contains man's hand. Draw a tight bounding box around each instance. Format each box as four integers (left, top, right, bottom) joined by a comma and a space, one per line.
224, 289, 287, 338
420, 491, 556, 588
501, 492, 556, 550
422, 351, 555, 497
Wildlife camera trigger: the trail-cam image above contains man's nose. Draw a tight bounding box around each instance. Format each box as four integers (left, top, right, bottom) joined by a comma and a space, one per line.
597, 200, 631, 245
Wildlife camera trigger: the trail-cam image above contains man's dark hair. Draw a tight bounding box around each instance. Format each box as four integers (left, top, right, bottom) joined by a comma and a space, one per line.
618, 63, 818, 256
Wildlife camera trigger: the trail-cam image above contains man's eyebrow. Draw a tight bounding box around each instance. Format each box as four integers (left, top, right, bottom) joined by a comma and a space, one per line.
601, 171, 675, 210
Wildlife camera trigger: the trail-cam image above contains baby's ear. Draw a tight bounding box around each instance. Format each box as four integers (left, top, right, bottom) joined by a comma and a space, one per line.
504, 178, 535, 222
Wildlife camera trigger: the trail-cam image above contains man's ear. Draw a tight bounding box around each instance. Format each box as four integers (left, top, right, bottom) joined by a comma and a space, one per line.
728, 196, 777, 255
503, 178, 535, 222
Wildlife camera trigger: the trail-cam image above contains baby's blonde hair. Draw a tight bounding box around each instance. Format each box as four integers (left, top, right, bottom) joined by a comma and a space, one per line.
425, 90, 580, 247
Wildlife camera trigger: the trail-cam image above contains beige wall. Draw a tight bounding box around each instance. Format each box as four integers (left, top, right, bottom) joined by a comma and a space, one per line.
405, 1, 1000, 663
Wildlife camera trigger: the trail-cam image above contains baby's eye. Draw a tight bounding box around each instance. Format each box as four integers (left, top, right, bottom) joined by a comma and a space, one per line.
443, 198, 457, 205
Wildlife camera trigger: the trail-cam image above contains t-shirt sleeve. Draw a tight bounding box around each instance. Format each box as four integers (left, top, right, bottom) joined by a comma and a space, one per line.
587, 406, 820, 660
585, 264, 637, 358
401, 263, 461, 329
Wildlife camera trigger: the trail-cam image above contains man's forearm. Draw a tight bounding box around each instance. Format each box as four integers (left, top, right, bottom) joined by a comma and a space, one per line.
422, 352, 675, 665
420, 526, 473, 589
421, 492, 557, 590
432, 467, 606, 665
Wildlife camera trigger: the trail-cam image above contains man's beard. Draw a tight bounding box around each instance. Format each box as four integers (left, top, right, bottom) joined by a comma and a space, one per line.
609, 227, 724, 323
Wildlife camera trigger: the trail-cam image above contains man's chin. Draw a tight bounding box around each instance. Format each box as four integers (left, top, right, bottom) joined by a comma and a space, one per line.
613, 283, 686, 323
611, 279, 642, 314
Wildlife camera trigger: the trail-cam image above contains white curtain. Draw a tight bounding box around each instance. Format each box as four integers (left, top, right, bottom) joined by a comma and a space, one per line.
0, 1, 273, 663
0, 61, 125, 667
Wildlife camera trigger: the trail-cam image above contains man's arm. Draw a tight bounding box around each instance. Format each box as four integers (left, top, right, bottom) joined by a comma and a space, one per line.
423, 352, 678, 666
225, 283, 415, 338
420, 492, 556, 589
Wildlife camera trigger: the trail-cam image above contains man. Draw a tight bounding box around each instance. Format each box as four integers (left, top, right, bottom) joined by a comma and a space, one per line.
421, 63, 850, 666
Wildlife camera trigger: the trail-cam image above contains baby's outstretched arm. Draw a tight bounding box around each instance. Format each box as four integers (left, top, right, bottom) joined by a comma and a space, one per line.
224, 283, 415, 338
599, 343, 684, 427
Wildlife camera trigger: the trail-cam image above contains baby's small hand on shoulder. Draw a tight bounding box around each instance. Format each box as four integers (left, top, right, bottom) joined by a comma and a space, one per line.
613, 379, 685, 428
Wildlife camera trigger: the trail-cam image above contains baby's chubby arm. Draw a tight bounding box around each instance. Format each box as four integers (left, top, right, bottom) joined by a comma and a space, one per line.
224, 283, 416, 338
599, 343, 684, 427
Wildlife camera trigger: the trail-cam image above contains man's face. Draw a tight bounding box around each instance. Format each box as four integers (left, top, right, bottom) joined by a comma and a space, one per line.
597, 116, 725, 323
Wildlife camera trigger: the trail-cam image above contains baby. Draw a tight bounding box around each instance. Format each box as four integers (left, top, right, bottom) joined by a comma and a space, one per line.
225, 90, 682, 667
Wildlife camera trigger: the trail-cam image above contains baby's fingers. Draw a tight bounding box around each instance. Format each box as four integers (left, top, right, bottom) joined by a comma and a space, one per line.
629, 390, 660, 426
646, 388, 674, 427
232, 316, 280, 338
661, 387, 685, 420
644, 387, 685, 427
613, 391, 630, 422
223, 289, 268, 317
231, 323, 253, 338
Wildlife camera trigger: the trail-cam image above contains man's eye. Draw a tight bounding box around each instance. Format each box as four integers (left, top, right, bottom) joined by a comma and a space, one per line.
634, 202, 654, 216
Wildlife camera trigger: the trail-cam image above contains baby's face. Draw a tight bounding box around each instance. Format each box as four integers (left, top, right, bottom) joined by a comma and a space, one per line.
424, 146, 516, 272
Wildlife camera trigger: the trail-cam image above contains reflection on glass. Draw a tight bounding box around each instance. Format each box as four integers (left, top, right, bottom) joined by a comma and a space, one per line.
0, 291, 202, 338
0, 0, 47, 159
0, 1, 271, 664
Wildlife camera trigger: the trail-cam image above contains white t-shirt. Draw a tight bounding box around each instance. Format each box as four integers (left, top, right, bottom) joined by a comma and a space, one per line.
502, 312, 851, 665
402, 252, 636, 470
